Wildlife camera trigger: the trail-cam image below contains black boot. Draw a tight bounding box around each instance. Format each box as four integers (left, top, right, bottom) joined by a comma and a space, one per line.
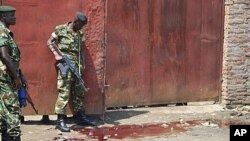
55, 114, 70, 132
40, 115, 50, 124
75, 112, 97, 126
1, 130, 10, 141
19, 115, 24, 124
9, 136, 21, 141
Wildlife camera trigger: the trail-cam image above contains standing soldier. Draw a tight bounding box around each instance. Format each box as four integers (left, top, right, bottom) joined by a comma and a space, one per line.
0, 5, 24, 141
47, 12, 96, 132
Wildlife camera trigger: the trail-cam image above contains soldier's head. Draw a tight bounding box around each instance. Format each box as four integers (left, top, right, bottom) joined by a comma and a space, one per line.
73, 12, 87, 31
0, 6, 16, 26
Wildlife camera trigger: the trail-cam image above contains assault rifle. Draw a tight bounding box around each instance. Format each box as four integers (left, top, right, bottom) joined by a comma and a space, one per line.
57, 55, 89, 92
19, 71, 38, 114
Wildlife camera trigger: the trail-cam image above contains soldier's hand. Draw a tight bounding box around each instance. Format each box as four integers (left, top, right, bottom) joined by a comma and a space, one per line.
55, 54, 63, 60
20, 74, 28, 89
13, 78, 22, 90
84, 87, 90, 92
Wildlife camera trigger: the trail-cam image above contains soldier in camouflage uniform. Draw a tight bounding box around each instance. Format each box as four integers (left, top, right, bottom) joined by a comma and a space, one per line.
0, 5, 24, 141
47, 12, 96, 132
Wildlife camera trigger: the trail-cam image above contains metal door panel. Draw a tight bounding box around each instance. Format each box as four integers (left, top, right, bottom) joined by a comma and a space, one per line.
105, 0, 223, 107
105, 0, 151, 107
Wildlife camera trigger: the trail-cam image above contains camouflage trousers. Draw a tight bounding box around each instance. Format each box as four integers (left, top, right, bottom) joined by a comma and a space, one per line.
0, 80, 21, 137
55, 69, 85, 115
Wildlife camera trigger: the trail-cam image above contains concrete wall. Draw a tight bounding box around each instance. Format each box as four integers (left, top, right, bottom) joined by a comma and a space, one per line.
222, 0, 250, 109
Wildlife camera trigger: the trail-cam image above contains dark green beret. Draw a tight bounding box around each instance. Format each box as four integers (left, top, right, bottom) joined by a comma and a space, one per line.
0, 6, 16, 12
76, 11, 87, 24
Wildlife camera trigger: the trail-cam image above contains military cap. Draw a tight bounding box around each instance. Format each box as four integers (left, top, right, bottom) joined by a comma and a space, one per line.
0, 6, 16, 12
76, 11, 87, 24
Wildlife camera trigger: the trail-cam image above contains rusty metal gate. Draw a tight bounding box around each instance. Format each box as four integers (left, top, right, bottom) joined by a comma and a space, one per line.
1, 0, 104, 115
1, 0, 224, 115
105, 0, 224, 107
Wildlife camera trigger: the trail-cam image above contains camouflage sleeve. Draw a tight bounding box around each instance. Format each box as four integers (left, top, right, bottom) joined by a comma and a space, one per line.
51, 25, 64, 39
0, 28, 9, 47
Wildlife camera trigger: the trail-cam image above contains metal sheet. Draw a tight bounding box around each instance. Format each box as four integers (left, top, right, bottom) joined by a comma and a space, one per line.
105, 0, 151, 107
2, 0, 104, 115
185, 0, 223, 102
105, 0, 223, 107
151, 0, 188, 103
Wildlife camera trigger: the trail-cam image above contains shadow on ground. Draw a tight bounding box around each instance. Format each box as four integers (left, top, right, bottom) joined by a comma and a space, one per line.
104, 109, 149, 125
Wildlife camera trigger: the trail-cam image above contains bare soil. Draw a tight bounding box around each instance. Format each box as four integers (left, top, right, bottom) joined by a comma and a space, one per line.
15, 102, 250, 141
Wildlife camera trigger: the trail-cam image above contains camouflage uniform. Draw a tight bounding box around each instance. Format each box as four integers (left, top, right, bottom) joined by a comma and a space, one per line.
52, 22, 85, 114
0, 21, 21, 137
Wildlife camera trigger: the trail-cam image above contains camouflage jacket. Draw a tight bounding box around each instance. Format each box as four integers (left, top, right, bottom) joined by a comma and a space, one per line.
51, 22, 85, 57
0, 21, 20, 79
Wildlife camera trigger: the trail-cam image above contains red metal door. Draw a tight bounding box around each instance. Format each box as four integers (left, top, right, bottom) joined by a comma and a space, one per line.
105, 0, 223, 107
2, 0, 105, 115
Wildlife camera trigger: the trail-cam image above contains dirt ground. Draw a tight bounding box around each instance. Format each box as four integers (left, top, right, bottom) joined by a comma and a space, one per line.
14, 102, 250, 141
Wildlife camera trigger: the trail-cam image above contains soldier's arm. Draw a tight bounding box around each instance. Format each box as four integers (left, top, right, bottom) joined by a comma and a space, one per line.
47, 36, 63, 60
0, 46, 21, 89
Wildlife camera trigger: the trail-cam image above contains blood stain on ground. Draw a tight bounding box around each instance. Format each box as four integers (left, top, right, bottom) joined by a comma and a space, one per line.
70, 120, 201, 141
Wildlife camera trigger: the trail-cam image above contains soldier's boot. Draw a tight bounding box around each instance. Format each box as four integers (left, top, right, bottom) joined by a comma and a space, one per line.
40, 115, 50, 124
9, 136, 21, 141
19, 115, 24, 124
1, 130, 10, 141
55, 114, 70, 132
75, 111, 97, 126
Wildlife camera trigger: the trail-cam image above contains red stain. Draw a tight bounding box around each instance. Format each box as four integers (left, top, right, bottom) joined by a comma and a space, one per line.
71, 121, 200, 141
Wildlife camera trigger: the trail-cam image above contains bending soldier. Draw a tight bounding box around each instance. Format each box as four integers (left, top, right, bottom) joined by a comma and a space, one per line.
47, 12, 96, 132
0, 5, 26, 141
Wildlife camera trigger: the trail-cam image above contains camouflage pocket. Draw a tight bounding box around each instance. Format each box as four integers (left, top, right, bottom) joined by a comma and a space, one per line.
0, 68, 6, 77
75, 82, 84, 94
0, 62, 6, 77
